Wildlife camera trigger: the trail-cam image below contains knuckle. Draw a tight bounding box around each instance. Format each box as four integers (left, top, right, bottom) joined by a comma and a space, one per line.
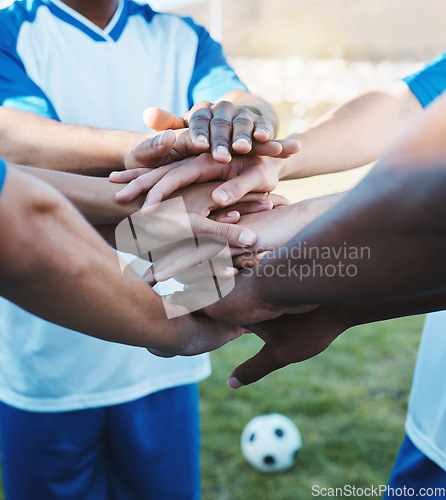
191, 111, 211, 122
233, 115, 254, 128
212, 137, 230, 148
211, 117, 232, 128
215, 224, 233, 241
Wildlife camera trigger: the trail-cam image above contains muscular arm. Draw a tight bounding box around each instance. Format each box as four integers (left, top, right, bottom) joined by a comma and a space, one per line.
0, 108, 150, 175
279, 81, 423, 179
0, 166, 240, 354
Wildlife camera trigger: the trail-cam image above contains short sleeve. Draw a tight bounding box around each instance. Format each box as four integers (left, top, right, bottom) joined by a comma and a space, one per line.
0, 41, 59, 120
0, 158, 7, 197
402, 53, 446, 108
184, 18, 248, 108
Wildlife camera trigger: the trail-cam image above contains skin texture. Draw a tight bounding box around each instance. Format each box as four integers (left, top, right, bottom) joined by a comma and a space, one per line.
13, 166, 286, 251
167, 92, 446, 386
0, 166, 244, 355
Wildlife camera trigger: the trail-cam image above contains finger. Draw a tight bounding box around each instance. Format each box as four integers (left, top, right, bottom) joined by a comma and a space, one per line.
268, 193, 291, 207
195, 216, 257, 249
175, 264, 238, 285
271, 139, 301, 158
227, 344, 287, 389
109, 167, 153, 184
212, 168, 273, 207
147, 348, 177, 358
140, 156, 225, 211
211, 201, 273, 220
153, 240, 224, 282
232, 253, 264, 269
253, 117, 275, 143
211, 210, 241, 223
143, 107, 186, 131
250, 138, 301, 158
210, 101, 237, 163
115, 164, 179, 203
128, 130, 178, 169
232, 111, 255, 154
186, 102, 213, 150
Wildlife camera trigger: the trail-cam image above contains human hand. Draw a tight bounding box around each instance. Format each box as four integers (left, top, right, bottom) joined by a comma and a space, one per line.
113, 182, 290, 273
148, 192, 343, 280
231, 192, 347, 267
111, 153, 291, 212
144, 101, 288, 163
147, 309, 246, 358
226, 308, 346, 388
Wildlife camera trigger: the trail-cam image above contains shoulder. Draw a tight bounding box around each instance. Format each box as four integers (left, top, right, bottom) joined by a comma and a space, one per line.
0, 0, 43, 48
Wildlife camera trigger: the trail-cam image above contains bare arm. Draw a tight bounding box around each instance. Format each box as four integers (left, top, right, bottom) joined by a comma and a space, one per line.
0, 166, 241, 354
280, 81, 423, 179
183, 92, 446, 325
13, 165, 143, 225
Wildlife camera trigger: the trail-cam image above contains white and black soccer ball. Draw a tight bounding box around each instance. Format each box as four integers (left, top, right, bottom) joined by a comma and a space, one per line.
241, 413, 302, 473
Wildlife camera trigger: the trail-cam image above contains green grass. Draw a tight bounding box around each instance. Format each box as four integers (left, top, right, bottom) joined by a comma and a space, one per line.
0, 316, 424, 500
200, 315, 424, 500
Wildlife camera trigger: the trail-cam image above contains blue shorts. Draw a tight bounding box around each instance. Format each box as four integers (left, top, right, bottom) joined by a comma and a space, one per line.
0, 384, 200, 500
385, 435, 446, 498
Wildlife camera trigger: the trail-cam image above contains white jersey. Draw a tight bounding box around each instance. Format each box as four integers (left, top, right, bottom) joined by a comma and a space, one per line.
405, 311, 446, 471
0, 0, 247, 412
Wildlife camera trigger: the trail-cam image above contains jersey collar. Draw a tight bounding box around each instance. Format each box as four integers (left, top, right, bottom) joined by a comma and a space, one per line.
47, 0, 128, 43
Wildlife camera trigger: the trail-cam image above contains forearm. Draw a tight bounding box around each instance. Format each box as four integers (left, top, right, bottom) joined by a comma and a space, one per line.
217, 90, 278, 136
0, 108, 146, 175
279, 81, 423, 179
14, 165, 143, 224
0, 167, 173, 349
255, 93, 446, 308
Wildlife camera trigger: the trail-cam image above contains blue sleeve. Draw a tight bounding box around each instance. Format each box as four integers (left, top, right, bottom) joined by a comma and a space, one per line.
402, 52, 446, 108
184, 18, 248, 108
0, 158, 7, 197
0, 40, 59, 120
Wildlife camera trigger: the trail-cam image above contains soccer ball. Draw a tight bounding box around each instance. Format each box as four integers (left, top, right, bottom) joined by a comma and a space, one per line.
241, 414, 302, 473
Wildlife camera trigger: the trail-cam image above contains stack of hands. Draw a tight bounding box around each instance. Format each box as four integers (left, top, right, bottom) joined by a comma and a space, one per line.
107, 100, 343, 389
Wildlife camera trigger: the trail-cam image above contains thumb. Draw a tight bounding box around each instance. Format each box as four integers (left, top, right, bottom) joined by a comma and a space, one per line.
197, 217, 257, 249
228, 343, 285, 389
129, 130, 177, 168
143, 107, 186, 131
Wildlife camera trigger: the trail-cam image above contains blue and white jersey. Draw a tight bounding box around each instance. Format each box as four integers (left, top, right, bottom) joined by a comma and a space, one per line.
401, 52, 446, 472
0, 0, 246, 129
0, 0, 247, 412
0, 158, 6, 196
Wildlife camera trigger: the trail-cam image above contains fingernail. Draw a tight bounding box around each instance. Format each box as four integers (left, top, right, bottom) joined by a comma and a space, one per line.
156, 132, 165, 147
227, 211, 238, 218
215, 190, 229, 204
234, 138, 250, 148
238, 230, 256, 247
216, 145, 229, 156
227, 376, 244, 389
196, 135, 209, 146
224, 266, 238, 277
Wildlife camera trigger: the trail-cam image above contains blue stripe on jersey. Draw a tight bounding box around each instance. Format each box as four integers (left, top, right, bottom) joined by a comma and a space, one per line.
183, 16, 247, 108
0, 158, 7, 197
403, 52, 446, 108
46, 1, 107, 42
0, 44, 60, 119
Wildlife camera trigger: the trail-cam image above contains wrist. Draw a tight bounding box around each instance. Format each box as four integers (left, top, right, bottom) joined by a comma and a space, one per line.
120, 132, 151, 170
279, 132, 311, 180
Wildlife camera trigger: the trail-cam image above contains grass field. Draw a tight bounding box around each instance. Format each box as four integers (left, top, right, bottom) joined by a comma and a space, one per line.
200, 315, 424, 500
0, 314, 424, 500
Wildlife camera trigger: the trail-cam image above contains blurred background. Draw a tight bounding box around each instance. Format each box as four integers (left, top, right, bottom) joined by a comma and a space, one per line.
153, 2, 444, 499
